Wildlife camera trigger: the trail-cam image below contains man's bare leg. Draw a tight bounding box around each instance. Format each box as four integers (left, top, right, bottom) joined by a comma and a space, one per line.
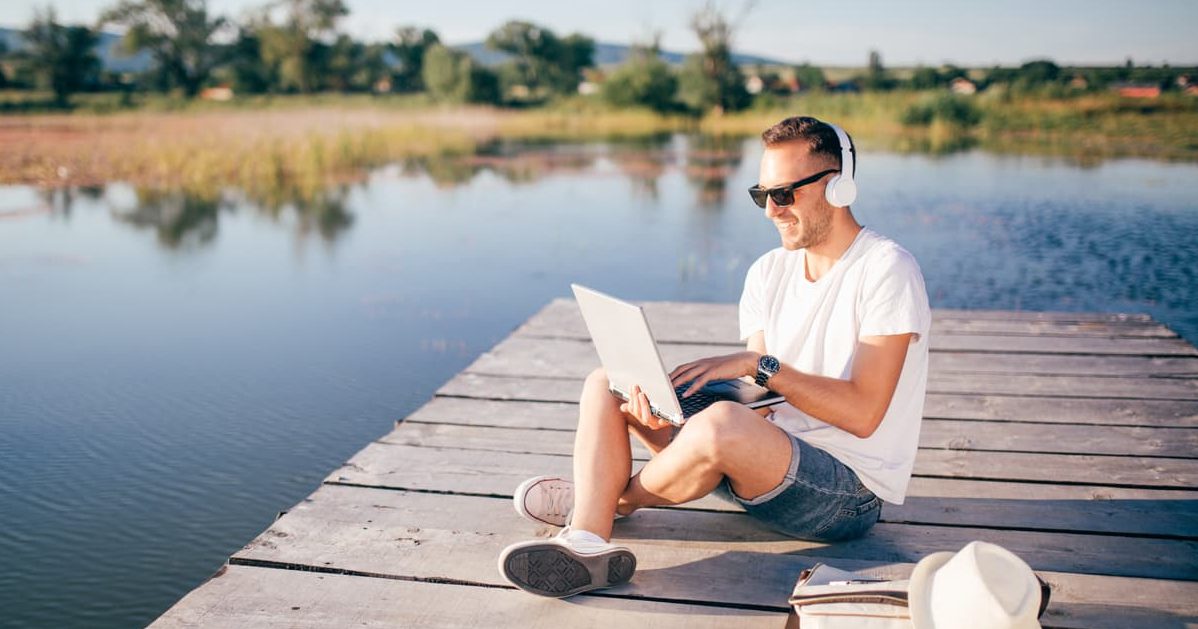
570, 368, 672, 541
617, 401, 794, 514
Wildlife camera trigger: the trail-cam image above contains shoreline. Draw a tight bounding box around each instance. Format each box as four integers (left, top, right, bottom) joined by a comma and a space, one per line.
4, 93, 1196, 191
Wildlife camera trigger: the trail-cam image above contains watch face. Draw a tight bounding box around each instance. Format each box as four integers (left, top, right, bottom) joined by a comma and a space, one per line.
762, 355, 780, 373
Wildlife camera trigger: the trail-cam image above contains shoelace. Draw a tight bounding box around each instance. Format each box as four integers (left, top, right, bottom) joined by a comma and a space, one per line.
542, 483, 571, 519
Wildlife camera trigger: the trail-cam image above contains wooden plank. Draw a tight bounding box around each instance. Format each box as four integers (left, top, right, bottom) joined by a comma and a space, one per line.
462, 337, 1198, 399
397, 407, 1198, 459
404, 405, 1198, 490
930, 352, 1198, 377
339, 441, 1198, 539
436, 372, 1198, 427
233, 483, 1198, 616
922, 392, 1198, 427
481, 334, 1198, 378
409, 395, 1198, 435
517, 300, 1179, 345
150, 565, 785, 628
930, 334, 1197, 356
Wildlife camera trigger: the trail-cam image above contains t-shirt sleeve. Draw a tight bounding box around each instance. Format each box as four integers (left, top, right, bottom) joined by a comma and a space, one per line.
859, 248, 932, 341
738, 254, 769, 341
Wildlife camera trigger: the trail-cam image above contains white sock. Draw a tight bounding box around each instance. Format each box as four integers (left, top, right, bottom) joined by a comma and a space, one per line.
562, 527, 607, 545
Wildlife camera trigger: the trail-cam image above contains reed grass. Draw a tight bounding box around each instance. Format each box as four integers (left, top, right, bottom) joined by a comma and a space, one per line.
2, 91, 1194, 194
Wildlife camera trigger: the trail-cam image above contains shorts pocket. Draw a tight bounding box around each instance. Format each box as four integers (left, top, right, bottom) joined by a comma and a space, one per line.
813, 495, 882, 541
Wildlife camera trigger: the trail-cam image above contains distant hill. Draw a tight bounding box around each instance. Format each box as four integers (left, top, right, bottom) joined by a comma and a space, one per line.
456, 40, 787, 68
0, 26, 787, 75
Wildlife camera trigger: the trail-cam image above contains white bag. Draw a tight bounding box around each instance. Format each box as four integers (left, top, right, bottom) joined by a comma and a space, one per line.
789, 564, 912, 629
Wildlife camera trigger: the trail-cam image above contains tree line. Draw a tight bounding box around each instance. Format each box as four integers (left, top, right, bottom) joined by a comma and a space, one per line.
1, 0, 1193, 110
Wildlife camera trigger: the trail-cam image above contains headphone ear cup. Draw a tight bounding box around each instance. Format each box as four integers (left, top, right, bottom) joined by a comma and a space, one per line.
825, 174, 857, 207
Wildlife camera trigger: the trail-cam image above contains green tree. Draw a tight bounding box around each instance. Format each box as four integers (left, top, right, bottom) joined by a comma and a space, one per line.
861, 49, 895, 90
909, 66, 941, 90
422, 44, 497, 104
0, 38, 8, 88
248, 0, 348, 93
325, 35, 387, 91
1017, 59, 1061, 85
792, 63, 825, 91
391, 26, 439, 92
225, 28, 272, 93
601, 41, 676, 112
23, 8, 100, 104
100, 0, 227, 97
486, 20, 593, 98
677, 2, 750, 114
555, 32, 594, 92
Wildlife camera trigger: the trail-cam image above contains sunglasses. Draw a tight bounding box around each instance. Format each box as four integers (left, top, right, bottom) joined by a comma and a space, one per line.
748, 169, 839, 208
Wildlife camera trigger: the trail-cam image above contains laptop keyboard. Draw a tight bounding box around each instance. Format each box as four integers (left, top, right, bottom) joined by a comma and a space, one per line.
675, 384, 719, 418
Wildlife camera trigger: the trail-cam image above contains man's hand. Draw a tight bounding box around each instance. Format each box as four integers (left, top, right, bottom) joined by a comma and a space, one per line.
620, 384, 673, 431
669, 351, 761, 398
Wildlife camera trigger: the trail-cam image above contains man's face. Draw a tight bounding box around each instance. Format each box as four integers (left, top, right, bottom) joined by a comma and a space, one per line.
757, 142, 836, 251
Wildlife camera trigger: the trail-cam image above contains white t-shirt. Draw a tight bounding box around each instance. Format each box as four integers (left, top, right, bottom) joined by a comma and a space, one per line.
739, 228, 931, 504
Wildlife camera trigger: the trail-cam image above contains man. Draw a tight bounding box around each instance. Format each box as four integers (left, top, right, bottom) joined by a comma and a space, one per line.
498, 116, 931, 598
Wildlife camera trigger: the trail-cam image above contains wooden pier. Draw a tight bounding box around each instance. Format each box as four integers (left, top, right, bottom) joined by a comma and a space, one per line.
152, 301, 1198, 628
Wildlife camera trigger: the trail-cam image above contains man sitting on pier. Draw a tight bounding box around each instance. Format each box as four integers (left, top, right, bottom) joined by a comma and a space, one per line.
499, 116, 932, 598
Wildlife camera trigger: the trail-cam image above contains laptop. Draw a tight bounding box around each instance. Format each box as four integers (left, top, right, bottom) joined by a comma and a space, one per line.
571, 284, 785, 426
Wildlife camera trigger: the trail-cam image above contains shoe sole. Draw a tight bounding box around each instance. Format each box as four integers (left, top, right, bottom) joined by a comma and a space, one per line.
499, 542, 636, 598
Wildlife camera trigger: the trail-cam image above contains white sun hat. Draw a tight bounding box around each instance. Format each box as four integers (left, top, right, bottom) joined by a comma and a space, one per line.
908, 541, 1043, 629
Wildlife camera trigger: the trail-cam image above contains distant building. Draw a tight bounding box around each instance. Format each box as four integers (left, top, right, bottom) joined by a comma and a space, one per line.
373, 78, 392, 93
1069, 75, 1089, 90
577, 81, 599, 96
949, 77, 977, 95
745, 75, 765, 95
199, 86, 233, 102
1112, 83, 1162, 98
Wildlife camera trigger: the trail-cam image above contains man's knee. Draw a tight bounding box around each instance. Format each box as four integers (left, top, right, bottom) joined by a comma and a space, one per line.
679, 401, 752, 464
584, 367, 609, 389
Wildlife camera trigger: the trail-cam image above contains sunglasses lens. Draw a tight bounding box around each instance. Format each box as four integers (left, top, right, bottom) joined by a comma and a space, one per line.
749, 188, 768, 208
770, 188, 795, 207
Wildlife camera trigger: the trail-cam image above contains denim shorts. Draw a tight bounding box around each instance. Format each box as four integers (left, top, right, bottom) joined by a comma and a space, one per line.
711, 430, 883, 542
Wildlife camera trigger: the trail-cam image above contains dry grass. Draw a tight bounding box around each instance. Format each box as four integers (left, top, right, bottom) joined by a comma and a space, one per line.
4, 92, 1195, 193
1, 107, 494, 192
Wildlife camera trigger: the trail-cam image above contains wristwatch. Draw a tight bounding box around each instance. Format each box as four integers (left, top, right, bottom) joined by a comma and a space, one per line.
755, 354, 781, 388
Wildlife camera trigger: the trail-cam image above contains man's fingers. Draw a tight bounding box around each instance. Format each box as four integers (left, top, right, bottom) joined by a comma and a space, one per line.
671, 363, 704, 382
685, 376, 711, 397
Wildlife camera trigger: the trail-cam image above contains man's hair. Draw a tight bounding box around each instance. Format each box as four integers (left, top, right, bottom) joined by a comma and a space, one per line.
761, 116, 853, 174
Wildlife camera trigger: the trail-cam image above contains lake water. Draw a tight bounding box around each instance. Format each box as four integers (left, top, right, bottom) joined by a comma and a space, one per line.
1, 136, 1196, 628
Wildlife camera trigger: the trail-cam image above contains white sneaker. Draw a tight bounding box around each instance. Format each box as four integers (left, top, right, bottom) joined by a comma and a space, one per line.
513, 476, 628, 527
498, 527, 637, 598
513, 475, 574, 527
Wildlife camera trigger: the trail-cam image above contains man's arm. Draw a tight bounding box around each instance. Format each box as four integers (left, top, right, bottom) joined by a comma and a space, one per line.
745, 332, 772, 417
764, 334, 912, 438
671, 332, 914, 438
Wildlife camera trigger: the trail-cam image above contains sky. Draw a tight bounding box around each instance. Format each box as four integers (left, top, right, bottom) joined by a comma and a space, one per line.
4, 0, 1196, 67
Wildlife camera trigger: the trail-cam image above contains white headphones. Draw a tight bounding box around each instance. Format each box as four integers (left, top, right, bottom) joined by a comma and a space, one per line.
823, 121, 857, 208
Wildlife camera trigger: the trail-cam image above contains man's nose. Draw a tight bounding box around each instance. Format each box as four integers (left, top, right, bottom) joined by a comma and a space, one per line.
764, 197, 785, 218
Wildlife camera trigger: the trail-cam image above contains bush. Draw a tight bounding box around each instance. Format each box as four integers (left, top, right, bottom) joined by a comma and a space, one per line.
900, 93, 982, 128
600, 54, 677, 113
422, 44, 499, 104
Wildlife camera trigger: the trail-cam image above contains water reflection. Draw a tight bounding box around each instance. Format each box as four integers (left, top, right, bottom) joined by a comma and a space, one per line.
111, 188, 228, 249
38, 185, 105, 219
244, 184, 355, 244
96, 184, 357, 250
684, 135, 745, 208
608, 135, 675, 200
